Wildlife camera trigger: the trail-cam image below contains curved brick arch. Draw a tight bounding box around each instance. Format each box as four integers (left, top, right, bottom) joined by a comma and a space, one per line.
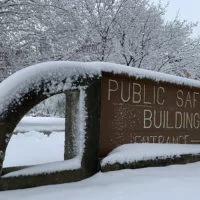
0, 62, 101, 189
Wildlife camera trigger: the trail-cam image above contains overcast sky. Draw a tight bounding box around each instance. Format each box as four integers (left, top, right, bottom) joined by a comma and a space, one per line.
150, 0, 200, 37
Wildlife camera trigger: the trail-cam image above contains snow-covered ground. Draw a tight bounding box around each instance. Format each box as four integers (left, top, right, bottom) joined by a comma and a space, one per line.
2, 117, 200, 199
3, 116, 65, 168
1, 162, 200, 200
3, 131, 65, 168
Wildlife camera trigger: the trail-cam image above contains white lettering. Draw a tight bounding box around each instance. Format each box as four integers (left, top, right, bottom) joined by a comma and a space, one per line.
144, 109, 152, 128
108, 79, 119, 100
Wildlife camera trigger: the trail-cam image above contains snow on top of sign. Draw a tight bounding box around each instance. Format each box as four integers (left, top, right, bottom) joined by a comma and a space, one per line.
101, 143, 200, 166
0, 61, 200, 115
2, 156, 81, 178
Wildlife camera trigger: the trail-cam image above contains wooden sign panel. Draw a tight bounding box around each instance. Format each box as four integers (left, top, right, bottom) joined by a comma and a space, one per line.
100, 72, 200, 157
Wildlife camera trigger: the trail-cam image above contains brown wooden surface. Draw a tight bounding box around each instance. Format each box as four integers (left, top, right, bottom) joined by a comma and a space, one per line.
100, 72, 200, 157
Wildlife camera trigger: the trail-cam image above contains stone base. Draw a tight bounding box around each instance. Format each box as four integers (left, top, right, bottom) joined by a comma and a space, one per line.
0, 168, 84, 191
101, 153, 200, 172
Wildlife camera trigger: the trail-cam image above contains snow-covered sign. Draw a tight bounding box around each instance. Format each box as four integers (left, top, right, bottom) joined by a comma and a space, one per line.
1, 61, 200, 190
100, 72, 200, 156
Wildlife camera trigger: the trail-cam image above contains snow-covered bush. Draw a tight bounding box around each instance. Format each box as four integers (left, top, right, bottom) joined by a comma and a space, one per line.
28, 94, 66, 117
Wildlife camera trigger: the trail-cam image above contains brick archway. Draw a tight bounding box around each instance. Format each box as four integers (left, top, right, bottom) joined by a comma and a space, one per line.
0, 62, 101, 190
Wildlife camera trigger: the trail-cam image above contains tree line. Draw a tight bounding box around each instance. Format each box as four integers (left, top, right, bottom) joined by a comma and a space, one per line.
1, 0, 200, 80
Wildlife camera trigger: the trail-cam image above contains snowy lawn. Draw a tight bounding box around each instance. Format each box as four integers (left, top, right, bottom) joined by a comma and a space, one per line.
4, 116, 65, 168
3, 131, 65, 168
